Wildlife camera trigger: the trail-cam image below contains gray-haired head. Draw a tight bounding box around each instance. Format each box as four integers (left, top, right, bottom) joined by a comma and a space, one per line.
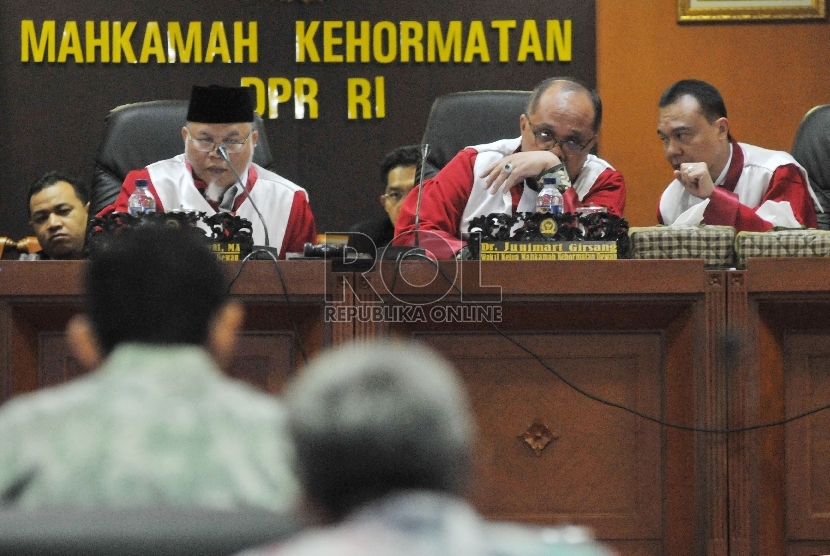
285, 340, 475, 519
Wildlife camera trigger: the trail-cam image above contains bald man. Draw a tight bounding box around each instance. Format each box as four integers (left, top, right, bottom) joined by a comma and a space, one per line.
393, 77, 625, 259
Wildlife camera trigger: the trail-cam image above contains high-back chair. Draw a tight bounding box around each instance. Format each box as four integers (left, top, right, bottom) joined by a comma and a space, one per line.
791, 104, 830, 230
91, 100, 275, 215
417, 90, 531, 181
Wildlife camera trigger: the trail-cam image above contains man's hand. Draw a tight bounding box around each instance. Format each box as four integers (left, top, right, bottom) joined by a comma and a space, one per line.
480, 151, 561, 196
674, 162, 715, 199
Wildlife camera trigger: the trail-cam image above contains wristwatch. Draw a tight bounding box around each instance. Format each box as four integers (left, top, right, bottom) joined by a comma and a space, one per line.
536, 163, 569, 184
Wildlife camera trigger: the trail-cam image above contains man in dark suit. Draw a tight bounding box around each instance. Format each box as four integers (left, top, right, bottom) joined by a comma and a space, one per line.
350, 145, 420, 247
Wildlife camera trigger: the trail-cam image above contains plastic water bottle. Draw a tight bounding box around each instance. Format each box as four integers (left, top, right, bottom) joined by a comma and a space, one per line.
536, 176, 564, 214
128, 179, 156, 215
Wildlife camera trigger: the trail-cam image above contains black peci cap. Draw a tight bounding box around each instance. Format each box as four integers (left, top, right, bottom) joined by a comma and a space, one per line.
186, 85, 255, 124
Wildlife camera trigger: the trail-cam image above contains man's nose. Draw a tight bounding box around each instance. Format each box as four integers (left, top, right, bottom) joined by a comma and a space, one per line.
550, 142, 565, 159
665, 138, 682, 157
47, 213, 63, 228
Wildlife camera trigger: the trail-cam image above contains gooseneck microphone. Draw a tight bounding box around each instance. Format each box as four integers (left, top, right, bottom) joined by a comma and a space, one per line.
413, 143, 430, 248
217, 145, 271, 248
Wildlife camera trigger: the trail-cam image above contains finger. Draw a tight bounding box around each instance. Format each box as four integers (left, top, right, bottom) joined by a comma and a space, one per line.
489, 174, 517, 196
675, 169, 691, 187
482, 162, 514, 190
687, 169, 706, 188
487, 175, 506, 195
480, 160, 511, 181
685, 163, 707, 182
479, 161, 500, 180
482, 168, 500, 189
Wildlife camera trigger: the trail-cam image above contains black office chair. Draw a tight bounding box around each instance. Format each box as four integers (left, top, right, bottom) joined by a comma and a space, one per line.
418, 90, 531, 181
791, 104, 830, 230
91, 100, 276, 215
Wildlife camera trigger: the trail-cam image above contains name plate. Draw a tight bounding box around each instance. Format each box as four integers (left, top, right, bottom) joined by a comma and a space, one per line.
478, 240, 618, 261
209, 242, 247, 261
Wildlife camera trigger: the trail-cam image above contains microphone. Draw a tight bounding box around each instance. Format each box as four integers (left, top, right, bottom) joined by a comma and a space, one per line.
217, 145, 271, 248
413, 143, 430, 248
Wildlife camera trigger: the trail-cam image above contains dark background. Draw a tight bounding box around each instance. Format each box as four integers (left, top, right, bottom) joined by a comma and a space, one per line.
0, 0, 594, 239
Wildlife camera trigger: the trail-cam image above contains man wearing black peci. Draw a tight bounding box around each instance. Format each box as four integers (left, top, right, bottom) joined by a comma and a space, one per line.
98, 84, 316, 258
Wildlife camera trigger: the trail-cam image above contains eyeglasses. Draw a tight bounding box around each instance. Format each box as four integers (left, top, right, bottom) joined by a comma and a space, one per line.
186, 130, 252, 154
524, 114, 595, 155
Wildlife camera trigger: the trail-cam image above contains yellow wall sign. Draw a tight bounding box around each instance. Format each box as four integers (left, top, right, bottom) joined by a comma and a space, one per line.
21, 19, 572, 64
21, 21, 258, 63
20, 18, 573, 121
295, 20, 572, 63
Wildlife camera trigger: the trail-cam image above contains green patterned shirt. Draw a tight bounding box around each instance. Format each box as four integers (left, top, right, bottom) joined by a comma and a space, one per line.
0, 343, 299, 512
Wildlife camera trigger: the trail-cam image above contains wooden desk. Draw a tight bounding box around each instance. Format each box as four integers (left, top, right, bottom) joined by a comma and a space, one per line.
728, 258, 830, 556
0, 260, 344, 400
349, 259, 727, 556
8, 258, 830, 555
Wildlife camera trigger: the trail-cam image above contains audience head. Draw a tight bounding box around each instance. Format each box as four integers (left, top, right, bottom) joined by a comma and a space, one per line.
792, 105, 830, 217
379, 145, 421, 225
657, 79, 731, 178
521, 77, 601, 181
27, 171, 90, 260
68, 224, 242, 369
182, 84, 259, 191
285, 340, 475, 520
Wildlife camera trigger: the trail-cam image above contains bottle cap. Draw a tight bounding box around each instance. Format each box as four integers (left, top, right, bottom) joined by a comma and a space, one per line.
135, 179, 149, 188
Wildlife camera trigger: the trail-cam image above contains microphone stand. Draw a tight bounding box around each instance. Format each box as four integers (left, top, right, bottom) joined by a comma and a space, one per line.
413, 143, 430, 248
217, 146, 278, 258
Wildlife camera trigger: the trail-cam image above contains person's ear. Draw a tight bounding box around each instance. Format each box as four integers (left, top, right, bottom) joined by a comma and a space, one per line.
181, 126, 189, 147
519, 113, 529, 133
66, 314, 103, 371
379, 194, 387, 208
715, 117, 730, 139
207, 301, 244, 370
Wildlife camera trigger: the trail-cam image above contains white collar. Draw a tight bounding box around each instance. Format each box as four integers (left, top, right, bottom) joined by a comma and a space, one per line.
713, 143, 733, 186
